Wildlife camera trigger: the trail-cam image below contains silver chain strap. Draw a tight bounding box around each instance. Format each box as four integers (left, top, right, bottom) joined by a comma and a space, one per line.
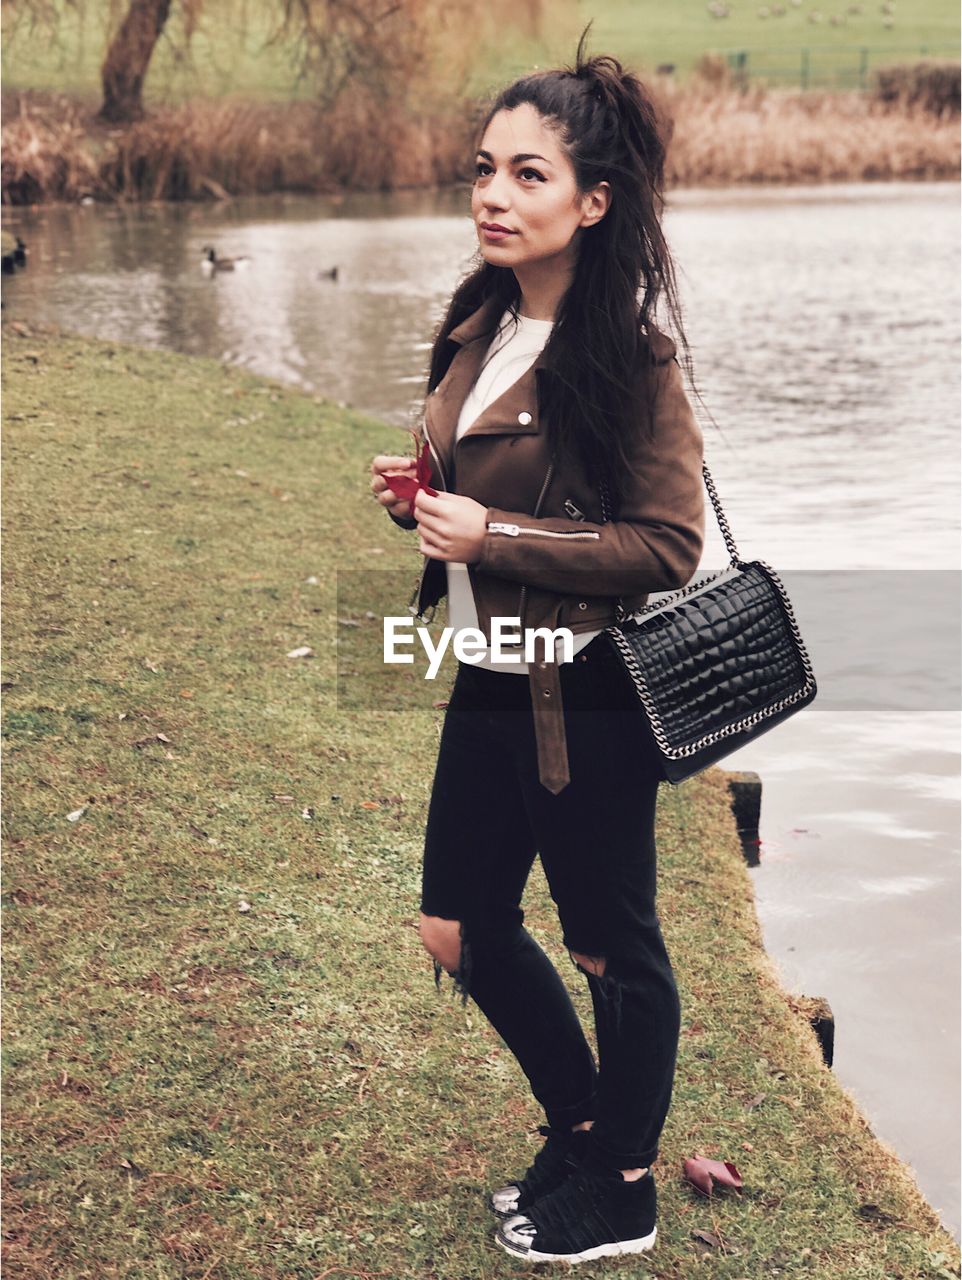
600, 461, 740, 559
600, 460, 740, 622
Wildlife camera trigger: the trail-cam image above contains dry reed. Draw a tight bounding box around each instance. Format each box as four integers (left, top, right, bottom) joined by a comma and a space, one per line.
661, 79, 960, 185
2, 77, 959, 205
1, 89, 477, 203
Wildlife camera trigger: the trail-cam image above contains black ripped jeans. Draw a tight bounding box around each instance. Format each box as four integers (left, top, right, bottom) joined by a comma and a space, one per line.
419, 632, 681, 1171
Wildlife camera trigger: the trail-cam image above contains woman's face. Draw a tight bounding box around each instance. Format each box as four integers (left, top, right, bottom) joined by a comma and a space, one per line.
472, 103, 609, 272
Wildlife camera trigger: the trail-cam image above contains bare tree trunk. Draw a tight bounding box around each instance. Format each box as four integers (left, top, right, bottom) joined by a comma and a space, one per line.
98, 0, 173, 124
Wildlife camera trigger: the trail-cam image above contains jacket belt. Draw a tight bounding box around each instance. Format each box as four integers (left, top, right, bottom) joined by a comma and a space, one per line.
529, 658, 569, 793
527, 604, 621, 794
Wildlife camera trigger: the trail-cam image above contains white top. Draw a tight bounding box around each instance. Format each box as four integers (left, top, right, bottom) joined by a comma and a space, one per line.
446, 309, 602, 673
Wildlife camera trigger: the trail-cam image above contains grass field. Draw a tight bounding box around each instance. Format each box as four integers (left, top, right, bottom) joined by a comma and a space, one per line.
3, 321, 960, 1278
2, 0, 958, 102
572, 0, 959, 81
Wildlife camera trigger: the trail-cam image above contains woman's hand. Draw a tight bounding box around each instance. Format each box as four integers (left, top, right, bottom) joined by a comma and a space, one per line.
413, 489, 488, 563
371, 454, 416, 519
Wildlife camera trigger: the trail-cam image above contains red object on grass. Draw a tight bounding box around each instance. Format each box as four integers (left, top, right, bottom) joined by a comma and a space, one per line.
683, 1156, 743, 1197
384, 429, 438, 504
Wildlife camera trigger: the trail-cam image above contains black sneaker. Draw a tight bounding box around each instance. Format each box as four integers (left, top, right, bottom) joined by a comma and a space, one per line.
495, 1163, 657, 1264
487, 1125, 590, 1218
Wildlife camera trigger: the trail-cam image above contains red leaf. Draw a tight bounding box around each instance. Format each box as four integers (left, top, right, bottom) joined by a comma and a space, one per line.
384, 429, 437, 504
683, 1155, 743, 1197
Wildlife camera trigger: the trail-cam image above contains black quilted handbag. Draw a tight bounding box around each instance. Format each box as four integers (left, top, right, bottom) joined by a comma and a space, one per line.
600, 463, 817, 784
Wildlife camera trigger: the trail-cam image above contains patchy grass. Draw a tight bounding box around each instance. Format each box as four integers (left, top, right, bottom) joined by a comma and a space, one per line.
2, 324, 959, 1279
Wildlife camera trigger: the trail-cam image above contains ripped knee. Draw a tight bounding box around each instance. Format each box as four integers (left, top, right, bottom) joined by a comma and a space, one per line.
418, 912, 462, 973
569, 949, 607, 977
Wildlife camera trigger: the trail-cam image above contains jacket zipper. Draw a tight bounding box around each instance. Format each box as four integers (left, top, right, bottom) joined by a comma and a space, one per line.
516, 460, 567, 628
423, 413, 448, 495
406, 412, 448, 620
489, 523, 601, 539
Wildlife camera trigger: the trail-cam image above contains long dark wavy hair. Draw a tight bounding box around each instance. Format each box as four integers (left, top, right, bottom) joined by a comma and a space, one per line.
425, 26, 694, 512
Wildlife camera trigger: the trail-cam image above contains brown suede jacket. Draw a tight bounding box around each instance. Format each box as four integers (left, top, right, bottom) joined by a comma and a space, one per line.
388, 294, 705, 793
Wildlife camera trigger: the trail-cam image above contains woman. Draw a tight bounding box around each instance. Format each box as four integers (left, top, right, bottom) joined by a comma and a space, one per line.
370, 34, 705, 1265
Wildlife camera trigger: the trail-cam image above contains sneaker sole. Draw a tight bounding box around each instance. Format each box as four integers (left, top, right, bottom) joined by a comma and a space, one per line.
495, 1223, 657, 1264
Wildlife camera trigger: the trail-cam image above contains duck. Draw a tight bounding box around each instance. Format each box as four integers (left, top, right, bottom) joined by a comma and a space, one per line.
1, 232, 24, 274
316, 265, 339, 281
201, 246, 250, 273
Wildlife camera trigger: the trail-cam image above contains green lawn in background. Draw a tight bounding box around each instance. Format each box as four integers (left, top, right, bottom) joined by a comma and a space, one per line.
3, 0, 958, 102
574, 0, 959, 76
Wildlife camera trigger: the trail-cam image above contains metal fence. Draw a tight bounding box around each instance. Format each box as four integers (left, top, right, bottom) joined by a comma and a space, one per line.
717, 43, 960, 89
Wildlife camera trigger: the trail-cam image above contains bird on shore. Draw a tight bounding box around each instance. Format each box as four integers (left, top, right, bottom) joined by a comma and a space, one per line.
316, 266, 339, 281
201, 246, 250, 274
2, 235, 26, 274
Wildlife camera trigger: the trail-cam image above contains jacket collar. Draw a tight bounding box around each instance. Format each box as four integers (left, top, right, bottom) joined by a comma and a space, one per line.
447, 293, 504, 346
446, 294, 551, 373
425, 297, 548, 485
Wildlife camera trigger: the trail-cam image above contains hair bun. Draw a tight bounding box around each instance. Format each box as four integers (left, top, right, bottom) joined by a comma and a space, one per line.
576, 57, 627, 114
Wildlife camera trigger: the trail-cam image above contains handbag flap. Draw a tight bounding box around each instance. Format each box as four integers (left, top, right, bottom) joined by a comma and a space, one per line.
611, 561, 816, 756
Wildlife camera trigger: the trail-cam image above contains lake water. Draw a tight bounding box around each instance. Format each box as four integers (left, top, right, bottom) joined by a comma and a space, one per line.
4, 181, 960, 1238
